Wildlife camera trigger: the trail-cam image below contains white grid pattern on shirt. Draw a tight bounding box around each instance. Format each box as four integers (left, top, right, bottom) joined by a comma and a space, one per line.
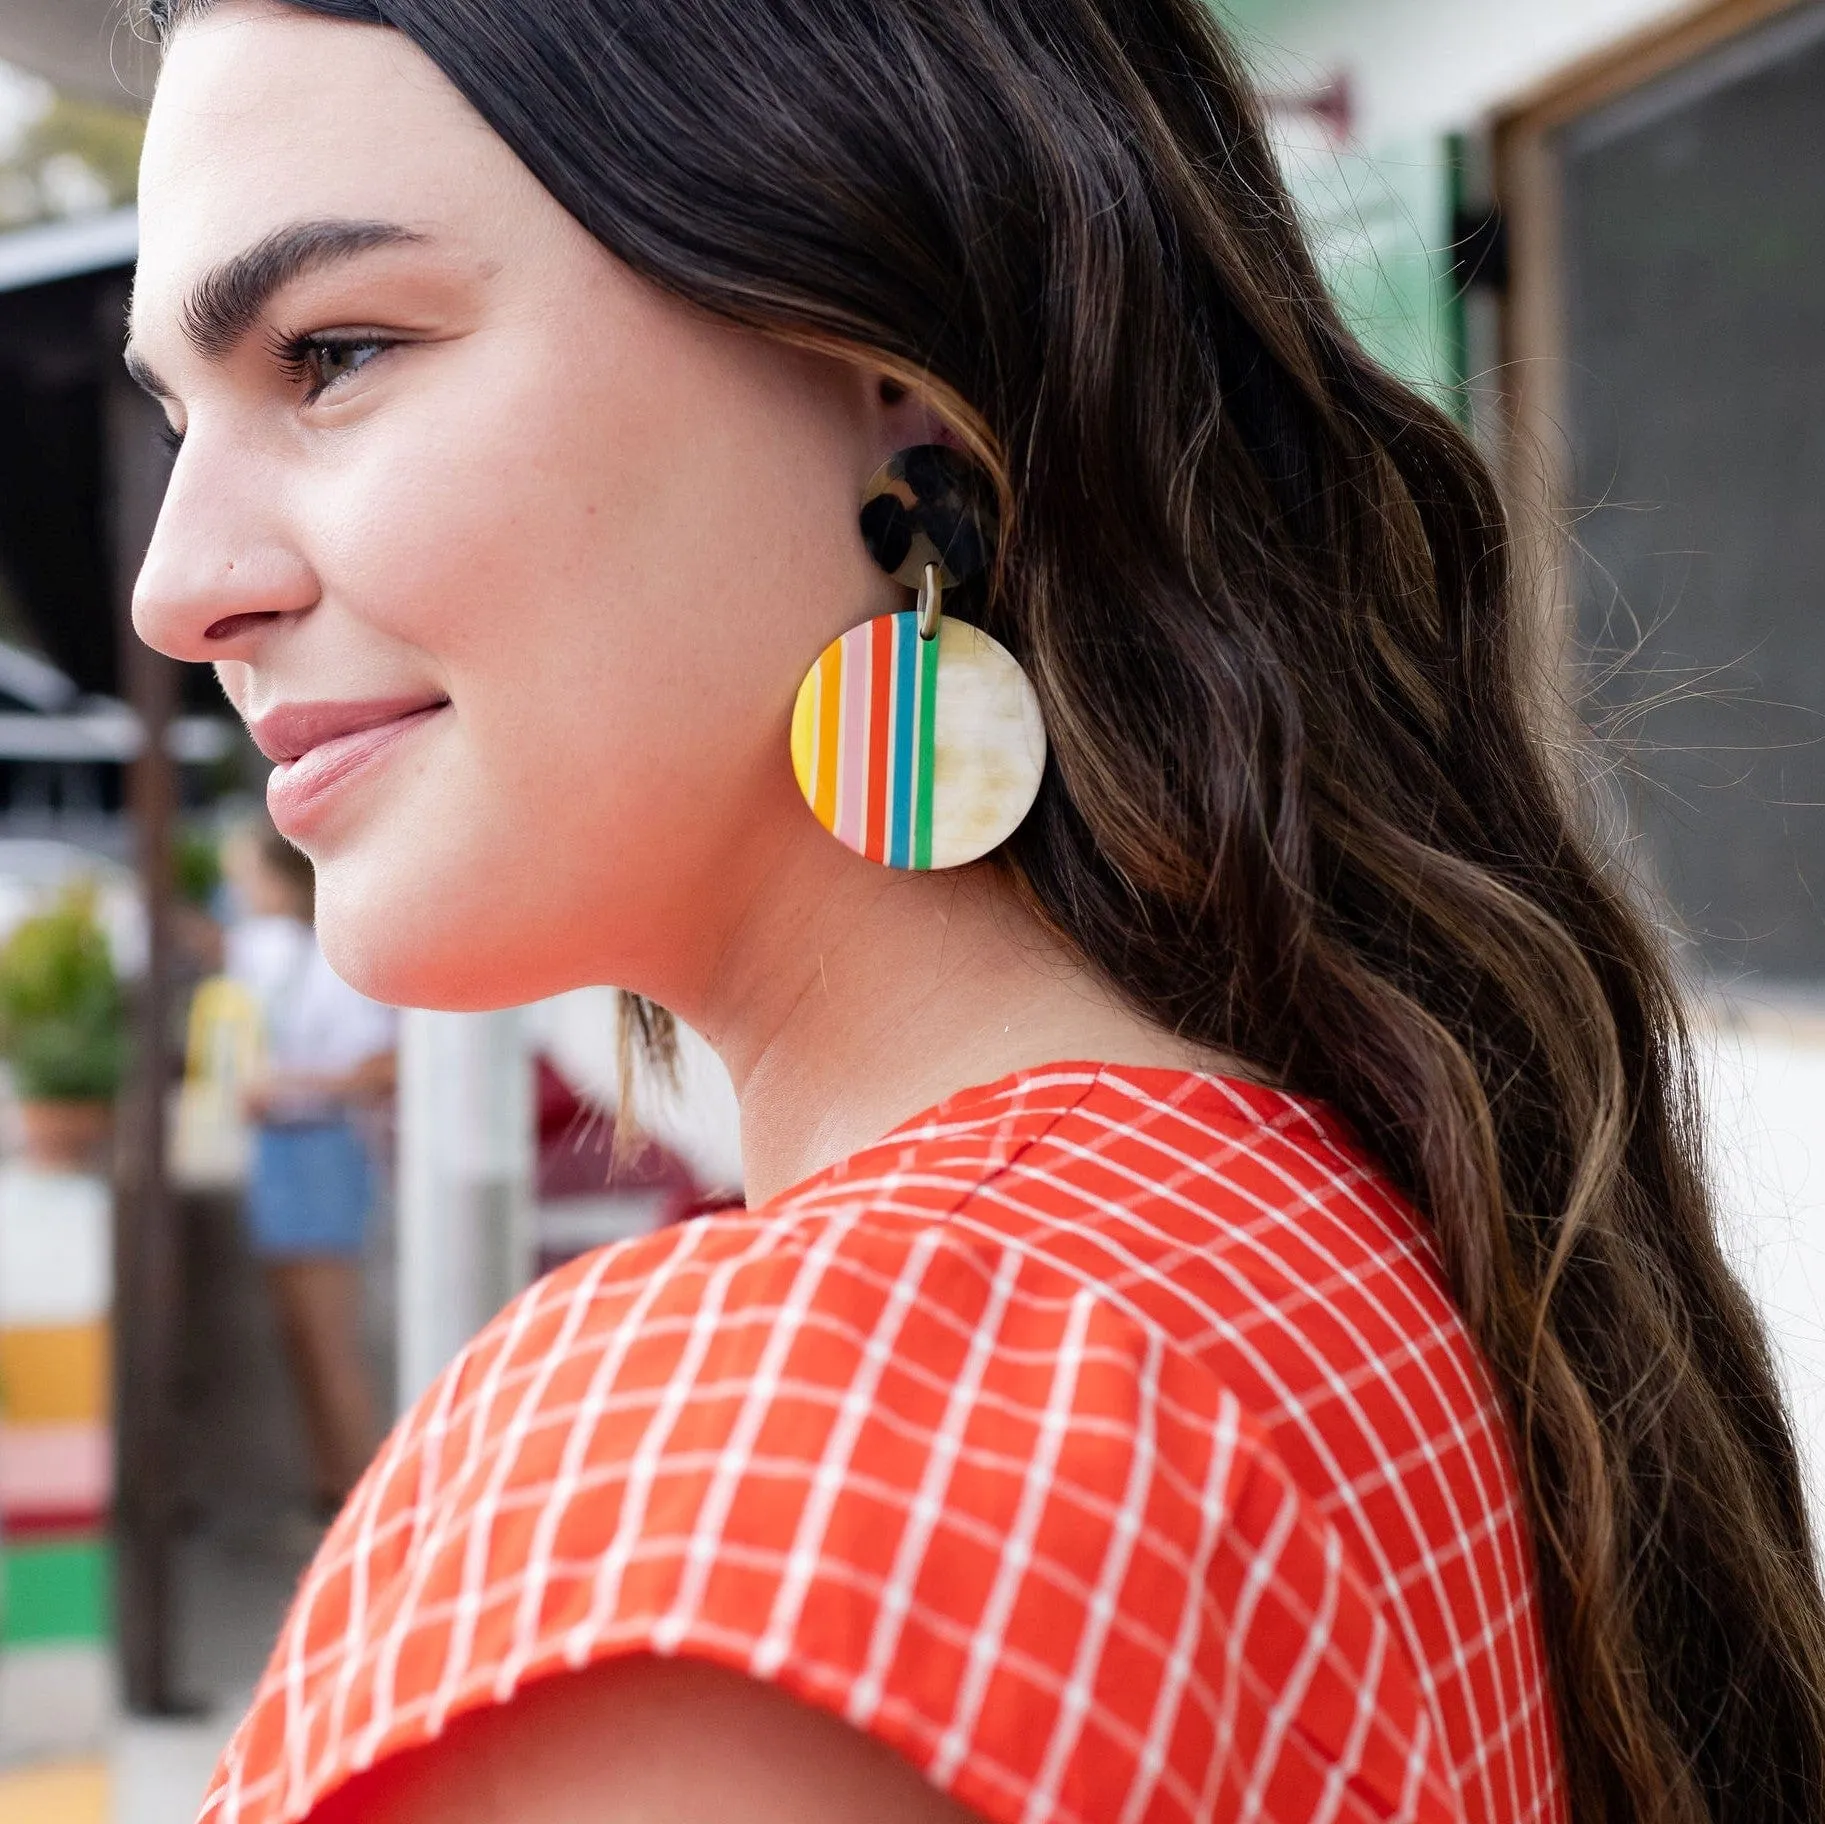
970, 1102, 1530, 1824
198, 1062, 1564, 1824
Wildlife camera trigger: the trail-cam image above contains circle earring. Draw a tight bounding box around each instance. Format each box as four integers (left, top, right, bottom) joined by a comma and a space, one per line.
791, 445, 1046, 871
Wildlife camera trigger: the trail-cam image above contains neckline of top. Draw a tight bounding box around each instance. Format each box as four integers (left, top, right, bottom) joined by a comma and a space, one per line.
764, 1058, 1356, 1212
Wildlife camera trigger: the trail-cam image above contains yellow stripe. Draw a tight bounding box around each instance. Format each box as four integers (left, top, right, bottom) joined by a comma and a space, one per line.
790, 661, 820, 802
0, 1760, 109, 1824
814, 642, 842, 831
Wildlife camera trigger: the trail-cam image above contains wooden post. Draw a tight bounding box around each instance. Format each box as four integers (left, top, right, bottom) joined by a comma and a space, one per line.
106, 347, 185, 1715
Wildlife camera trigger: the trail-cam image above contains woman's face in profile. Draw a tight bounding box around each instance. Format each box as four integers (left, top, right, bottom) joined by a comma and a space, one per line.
130, 2, 903, 1013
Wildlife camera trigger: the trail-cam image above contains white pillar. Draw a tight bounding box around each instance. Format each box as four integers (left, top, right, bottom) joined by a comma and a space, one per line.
395, 1007, 534, 1412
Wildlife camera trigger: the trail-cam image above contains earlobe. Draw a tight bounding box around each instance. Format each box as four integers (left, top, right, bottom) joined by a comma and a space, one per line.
866, 370, 954, 465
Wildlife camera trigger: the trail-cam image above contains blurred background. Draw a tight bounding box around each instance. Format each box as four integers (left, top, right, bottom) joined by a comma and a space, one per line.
0, 0, 1819, 1817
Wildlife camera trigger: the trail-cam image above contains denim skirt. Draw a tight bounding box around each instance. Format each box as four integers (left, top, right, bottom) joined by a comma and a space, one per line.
247, 1119, 372, 1259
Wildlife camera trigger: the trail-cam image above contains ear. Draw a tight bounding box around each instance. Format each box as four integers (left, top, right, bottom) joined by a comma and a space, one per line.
864, 371, 955, 466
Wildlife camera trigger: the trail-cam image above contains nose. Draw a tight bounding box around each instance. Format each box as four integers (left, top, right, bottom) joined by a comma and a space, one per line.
132, 450, 319, 663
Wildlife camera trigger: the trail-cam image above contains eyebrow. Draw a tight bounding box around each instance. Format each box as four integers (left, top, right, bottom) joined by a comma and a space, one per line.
125, 217, 427, 398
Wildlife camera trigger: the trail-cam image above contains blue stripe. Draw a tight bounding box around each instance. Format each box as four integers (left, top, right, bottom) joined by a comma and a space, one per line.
889, 611, 918, 867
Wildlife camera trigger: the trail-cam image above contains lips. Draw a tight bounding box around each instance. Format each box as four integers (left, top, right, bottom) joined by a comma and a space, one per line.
255, 695, 449, 838
249, 696, 447, 764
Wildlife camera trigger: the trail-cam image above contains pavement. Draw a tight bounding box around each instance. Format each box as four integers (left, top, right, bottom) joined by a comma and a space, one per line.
0, 1705, 236, 1824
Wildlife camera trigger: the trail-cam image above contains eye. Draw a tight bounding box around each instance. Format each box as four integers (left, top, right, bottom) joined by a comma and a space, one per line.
276, 333, 394, 403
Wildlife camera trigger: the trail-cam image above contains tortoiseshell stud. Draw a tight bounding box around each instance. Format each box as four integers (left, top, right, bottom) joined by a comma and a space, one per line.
858, 444, 999, 589
790, 445, 1045, 870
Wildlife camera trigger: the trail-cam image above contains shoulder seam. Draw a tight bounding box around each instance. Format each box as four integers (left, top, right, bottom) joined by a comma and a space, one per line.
903, 1063, 1110, 1228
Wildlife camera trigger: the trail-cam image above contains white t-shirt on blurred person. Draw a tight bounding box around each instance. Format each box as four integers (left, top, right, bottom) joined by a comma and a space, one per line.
226, 915, 397, 1122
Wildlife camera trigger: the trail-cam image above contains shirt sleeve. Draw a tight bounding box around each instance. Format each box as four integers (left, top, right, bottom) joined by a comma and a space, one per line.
197, 1210, 1463, 1824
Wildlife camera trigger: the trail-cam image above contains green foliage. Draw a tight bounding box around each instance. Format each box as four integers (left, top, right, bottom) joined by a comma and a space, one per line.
175, 827, 222, 909
26, 95, 142, 194
0, 886, 128, 1103
0, 91, 144, 231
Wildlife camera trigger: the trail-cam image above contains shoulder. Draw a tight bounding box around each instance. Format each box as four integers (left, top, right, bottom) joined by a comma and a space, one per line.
203, 1102, 1460, 1824
776, 1061, 1446, 1369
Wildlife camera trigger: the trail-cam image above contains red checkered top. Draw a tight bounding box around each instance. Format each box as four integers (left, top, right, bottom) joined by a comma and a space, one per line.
200, 1063, 1566, 1824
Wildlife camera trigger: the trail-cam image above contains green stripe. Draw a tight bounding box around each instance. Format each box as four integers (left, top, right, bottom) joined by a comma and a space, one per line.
914, 629, 939, 869
1, 1537, 113, 1646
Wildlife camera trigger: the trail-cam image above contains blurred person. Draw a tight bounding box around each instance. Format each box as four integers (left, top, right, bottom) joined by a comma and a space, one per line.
125, 4, 1825, 1823
221, 821, 394, 1519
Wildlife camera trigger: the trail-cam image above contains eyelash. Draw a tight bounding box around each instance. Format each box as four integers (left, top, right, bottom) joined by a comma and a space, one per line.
273, 331, 396, 404
154, 332, 396, 457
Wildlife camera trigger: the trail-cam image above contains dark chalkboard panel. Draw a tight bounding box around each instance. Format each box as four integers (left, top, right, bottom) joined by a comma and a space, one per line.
1561, 3, 1825, 984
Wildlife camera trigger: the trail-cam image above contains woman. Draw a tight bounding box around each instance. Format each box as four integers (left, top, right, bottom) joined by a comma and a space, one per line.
126, 1, 1825, 1821
220, 819, 396, 1521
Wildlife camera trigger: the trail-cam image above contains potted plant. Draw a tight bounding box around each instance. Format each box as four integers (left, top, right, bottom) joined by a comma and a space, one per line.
0, 884, 129, 1171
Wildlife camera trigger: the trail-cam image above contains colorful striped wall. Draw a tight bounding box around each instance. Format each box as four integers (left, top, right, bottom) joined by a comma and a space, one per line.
0, 1164, 115, 1769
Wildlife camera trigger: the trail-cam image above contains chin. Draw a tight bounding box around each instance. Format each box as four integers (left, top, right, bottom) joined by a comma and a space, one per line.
311, 854, 589, 1013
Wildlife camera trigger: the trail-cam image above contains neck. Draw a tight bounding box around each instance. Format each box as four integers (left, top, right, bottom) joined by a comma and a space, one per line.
697, 856, 1239, 1206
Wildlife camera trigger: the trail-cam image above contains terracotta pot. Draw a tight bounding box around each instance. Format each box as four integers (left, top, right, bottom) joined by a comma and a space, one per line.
17, 1098, 114, 1173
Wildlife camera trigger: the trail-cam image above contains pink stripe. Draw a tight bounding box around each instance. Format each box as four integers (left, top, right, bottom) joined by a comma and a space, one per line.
835, 625, 872, 851
0, 1422, 112, 1518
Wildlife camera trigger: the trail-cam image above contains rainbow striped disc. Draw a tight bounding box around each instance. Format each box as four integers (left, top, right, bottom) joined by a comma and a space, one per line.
791, 611, 1046, 870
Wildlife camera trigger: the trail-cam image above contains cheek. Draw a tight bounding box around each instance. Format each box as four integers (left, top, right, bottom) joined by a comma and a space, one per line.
299, 320, 864, 1005
318, 335, 836, 754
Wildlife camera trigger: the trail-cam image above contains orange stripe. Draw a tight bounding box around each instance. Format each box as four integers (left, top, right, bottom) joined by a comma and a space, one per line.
864, 616, 894, 862
814, 643, 841, 832
0, 1325, 110, 1425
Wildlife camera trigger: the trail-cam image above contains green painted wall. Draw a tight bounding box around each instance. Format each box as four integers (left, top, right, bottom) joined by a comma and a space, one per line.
1211, 1, 1466, 406
1279, 134, 1463, 405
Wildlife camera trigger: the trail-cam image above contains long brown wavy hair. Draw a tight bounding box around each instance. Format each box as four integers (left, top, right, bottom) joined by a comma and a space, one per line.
147, 0, 1825, 1814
